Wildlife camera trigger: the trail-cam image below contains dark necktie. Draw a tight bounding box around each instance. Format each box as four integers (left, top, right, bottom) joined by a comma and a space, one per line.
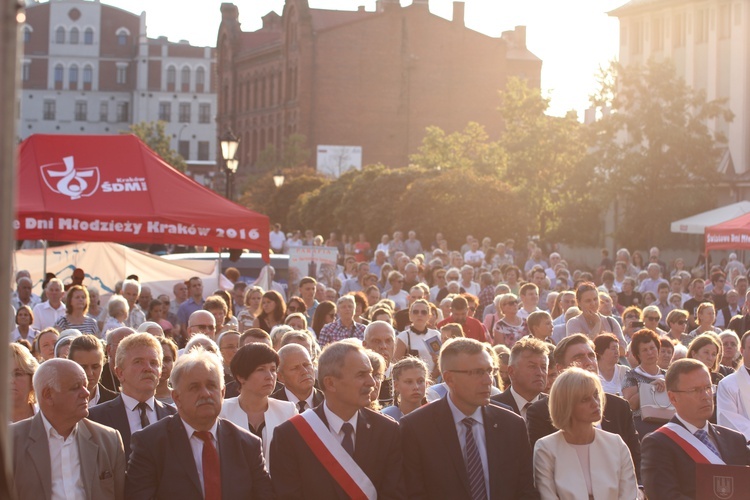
194, 431, 221, 500
463, 417, 488, 500
136, 401, 150, 429
694, 429, 722, 459
297, 400, 307, 413
341, 422, 355, 457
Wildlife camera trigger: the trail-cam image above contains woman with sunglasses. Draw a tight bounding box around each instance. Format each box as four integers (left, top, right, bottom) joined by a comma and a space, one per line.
640, 305, 667, 336
492, 293, 527, 348
664, 309, 691, 362
393, 299, 441, 380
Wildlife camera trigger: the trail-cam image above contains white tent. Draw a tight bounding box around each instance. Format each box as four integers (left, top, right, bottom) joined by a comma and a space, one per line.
13, 241, 231, 304
670, 201, 750, 234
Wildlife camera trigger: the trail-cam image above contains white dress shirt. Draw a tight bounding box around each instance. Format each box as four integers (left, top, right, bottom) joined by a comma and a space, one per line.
509, 386, 541, 421
446, 394, 490, 496
40, 411, 86, 500
120, 393, 157, 434
675, 413, 719, 452
323, 401, 358, 452
284, 387, 314, 411
182, 418, 219, 497
31, 301, 66, 330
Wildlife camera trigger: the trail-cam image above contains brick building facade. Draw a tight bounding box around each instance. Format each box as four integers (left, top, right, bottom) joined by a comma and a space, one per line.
216, 0, 541, 172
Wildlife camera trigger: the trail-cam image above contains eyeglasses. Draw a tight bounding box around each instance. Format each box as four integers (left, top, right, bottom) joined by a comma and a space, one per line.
191, 324, 216, 331
448, 368, 497, 378
411, 309, 430, 315
645, 316, 660, 321
672, 385, 715, 396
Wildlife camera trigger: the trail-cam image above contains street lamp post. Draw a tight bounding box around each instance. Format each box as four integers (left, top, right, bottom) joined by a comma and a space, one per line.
220, 129, 239, 200
273, 169, 285, 188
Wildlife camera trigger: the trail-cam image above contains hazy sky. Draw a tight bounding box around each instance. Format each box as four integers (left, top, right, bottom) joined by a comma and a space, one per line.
103, 0, 627, 117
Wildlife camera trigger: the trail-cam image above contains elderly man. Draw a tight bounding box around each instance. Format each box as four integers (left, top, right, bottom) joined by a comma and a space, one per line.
32, 277, 66, 330
169, 281, 188, 318
69, 334, 118, 407
401, 338, 538, 499
317, 295, 366, 347
121, 279, 146, 329
643, 358, 750, 499
11, 358, 126, 499
126, 347, 272, 499
12, 275, 40, 311
272, 344, 325, 412
491, 337, 548, 420
88, 333, 176, 459
186, 309, 217, 342
270, 340, 405, 498
717, 331, 750, 440
638, 263, 669, 296
100, 327, 135, 394
363, 320, 397, 407
136, 286, 153, 314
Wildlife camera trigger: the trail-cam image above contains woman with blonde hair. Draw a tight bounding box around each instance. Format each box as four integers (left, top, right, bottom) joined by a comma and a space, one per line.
534, 367, 637, 499
237, 286, 263, 331
10, 343, 40, 422
382, 357, 429, 422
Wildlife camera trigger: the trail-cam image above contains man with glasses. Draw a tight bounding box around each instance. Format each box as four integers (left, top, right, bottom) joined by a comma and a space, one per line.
401, 337, 538, 499
717, 331, 750, 441
643, 358, 750, 499
185, 309, 216, 342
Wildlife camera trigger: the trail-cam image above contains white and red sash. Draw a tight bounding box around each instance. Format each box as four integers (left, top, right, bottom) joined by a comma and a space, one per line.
655, 422, 725, 465
290, 409, 377, 500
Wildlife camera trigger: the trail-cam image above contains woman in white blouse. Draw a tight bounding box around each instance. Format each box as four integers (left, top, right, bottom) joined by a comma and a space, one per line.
534, 367, 637, 500
219, 343, 296, 460
594, 333, 630, 396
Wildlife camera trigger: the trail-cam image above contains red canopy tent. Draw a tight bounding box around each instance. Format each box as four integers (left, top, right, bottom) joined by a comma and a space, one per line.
705, 212, 750, 251
15, 134, 269, 259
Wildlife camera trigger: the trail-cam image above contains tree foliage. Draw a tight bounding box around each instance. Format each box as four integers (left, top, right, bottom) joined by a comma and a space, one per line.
126, 121, 186, 172
256, 133, 311, 172
588, 59, 733, 248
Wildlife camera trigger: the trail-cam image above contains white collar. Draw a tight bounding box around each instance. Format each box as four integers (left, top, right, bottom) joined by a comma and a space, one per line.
675, 413, 710, 435
284, 387, 314, 408
121, 392, 155, 412
446, 392, 484, 425
181, 417, 219, 442
509, 386, 540, 411
323, 401, 358, 435
40, 410, 78, 441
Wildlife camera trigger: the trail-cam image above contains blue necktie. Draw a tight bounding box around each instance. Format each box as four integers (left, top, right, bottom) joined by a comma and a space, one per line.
463, 417, 488, 500
695, 429, 721, 459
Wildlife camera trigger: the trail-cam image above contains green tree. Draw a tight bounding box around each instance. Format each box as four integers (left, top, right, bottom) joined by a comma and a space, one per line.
588, 59, 733, 248
497, 77, 588, 241
256, 133, 311, 172
125, 121, 186, 172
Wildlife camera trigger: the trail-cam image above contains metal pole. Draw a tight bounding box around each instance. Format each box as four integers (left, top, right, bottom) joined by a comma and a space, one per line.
1, 0, 23, 496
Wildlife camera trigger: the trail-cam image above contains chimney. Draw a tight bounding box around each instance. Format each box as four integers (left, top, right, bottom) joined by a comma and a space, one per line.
358, 5, 366, 12
453, 1, 465, 26
376, 0, 400, 13
514, 25, 527, 49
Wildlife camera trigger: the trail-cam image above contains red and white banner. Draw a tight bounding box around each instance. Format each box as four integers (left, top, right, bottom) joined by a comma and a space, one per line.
15, 134, 269, 258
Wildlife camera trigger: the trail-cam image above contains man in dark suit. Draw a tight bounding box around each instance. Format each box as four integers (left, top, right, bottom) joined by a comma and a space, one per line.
69, 334, 118, 407
401, 337, 538, 499
362, 320, 397, 407
271, 344, 324, 412
642, 358, 750, 499
100, 327, 134, 393
126, 347, 272, 499
491, 337, 549, 420
270, 340, 405, 498
526, 334, 641, 481
89, 332, 176, 459
11, 359, 125, 499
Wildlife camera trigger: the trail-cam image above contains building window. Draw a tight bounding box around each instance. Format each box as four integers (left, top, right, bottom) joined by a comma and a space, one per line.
159, 102, 171, 122
69, 65, 78, 89
116, 28, 129, 46
178, 103, 191, 123
719, 5, 731, 39
22, 62, 30, 81
56, 26, 65, 44
84, 27, 94, 45
181, 66, 191, 92
70, 27, 79, 44
198, 141, 209, 161
54, 64, 63, 89
196, 67, 205, 92
166, 66, 176, 91
178, 140, 190, 160
82, 65, 92, 90
75, 101, 87, 121
116, 102, 129, 122
651, 18, 663, 51
673, 14, 685, 48
630, 20, 642, 55
198, 103, 210, 124
695, 9, 708, 44
116, 64, 127, 84
23, 26, 31, 43
100, 101, 108, 122
43, 100, 56, 120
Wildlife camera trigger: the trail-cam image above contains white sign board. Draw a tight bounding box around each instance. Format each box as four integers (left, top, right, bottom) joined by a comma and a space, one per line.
316, 145, 362, 178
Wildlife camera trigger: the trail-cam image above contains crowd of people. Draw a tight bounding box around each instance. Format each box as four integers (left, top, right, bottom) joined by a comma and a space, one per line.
8, 230, 750, 499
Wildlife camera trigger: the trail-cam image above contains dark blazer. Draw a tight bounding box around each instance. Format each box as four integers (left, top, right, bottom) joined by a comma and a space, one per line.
97, 383, 118, 404
88, 394, 176, 459
400, 397, 539, 500
526, 391, 642, 482
100, 361, 119, 393
271, 386, 325, 408
125, 414, 272, 500
490, 388, 547, 416
642, 416, 750, 500
269, 404, 405, 499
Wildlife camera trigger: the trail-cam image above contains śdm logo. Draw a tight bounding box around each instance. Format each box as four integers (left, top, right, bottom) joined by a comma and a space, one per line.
41, 156, 100, 200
